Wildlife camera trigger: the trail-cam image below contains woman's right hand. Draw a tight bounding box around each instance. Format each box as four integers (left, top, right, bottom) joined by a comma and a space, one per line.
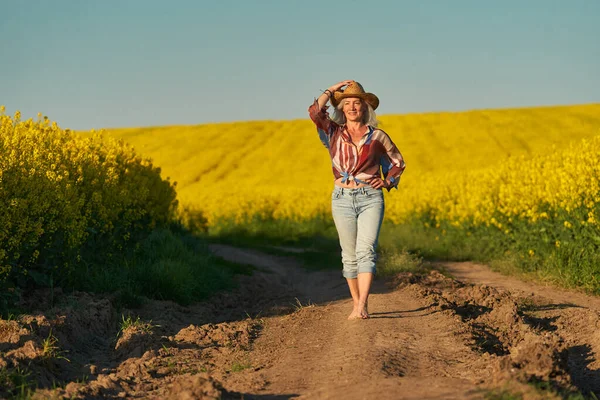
316, 80, 354, 110
328, 80, 354, 93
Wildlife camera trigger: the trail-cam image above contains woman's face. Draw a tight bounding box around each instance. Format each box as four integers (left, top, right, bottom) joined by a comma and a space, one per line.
342, 98, 364, 123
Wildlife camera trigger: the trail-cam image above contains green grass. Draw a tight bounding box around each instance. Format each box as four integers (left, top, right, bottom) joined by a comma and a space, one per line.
202, 214, 343, 271
201, 206, 600, 298
230, 360, 252, 373
484, 381, 597, 400
117, 315, 155, 338
377, 246, 428, 276
204, 215, 431, 278
2, 223, 256, 314
0, 286, 24, 320
41, 329, 70, 362
205, 214, 338, 249
378, 212, 600, 295
527, 379, 598, 400
68, 226, 255, 308
484, 388, 523, 400
0, 366, 33, 399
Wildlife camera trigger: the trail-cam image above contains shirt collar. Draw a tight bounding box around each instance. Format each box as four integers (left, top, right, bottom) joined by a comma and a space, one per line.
341, 125, 373, 146
341, 124, 373, 137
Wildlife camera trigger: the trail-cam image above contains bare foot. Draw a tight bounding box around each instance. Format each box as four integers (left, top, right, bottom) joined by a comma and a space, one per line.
358, 301, 370, 319
348, 308, 360, 320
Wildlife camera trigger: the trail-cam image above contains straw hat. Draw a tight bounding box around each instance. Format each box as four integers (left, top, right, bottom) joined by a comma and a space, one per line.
331, 81, 379, 110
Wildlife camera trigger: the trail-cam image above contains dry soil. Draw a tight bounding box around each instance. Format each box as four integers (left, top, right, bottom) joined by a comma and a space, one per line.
2, 245, 600, 399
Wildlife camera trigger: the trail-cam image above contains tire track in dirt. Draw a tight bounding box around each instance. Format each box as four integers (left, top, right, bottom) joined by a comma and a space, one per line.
439, 261, 600, 395
210, 246, 600, 399
251, 288, 486, 400
3, 247, 600, 399
439, 261, 600, 311
210, 246, 491, 399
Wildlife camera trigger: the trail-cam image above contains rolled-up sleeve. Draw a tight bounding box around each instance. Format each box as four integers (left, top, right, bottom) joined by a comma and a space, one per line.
379, 131, 406, 191
308, 100, 336, 149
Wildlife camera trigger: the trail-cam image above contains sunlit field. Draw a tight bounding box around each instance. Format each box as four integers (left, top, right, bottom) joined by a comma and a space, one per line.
103, 104, 600, 225
101, 103, 600, 292
3, 103, 599, 301
0, 107, 246, 309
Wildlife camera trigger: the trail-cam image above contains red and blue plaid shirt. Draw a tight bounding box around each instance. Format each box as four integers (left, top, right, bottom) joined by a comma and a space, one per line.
308, 100, 406, 190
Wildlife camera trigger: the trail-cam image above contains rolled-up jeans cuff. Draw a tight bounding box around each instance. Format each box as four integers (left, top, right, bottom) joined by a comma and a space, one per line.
358, 265, 376, 275
342, 270, 358, 279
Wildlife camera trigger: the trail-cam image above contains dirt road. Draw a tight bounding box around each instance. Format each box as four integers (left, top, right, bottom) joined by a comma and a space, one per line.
2, 245, 600, 399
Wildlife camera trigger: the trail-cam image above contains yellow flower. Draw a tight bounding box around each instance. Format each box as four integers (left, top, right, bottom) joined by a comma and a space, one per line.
564, 221, 572, 229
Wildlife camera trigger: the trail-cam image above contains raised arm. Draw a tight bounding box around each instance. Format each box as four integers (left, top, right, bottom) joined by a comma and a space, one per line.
316, 80, 354, 109
308, 80, 354, 146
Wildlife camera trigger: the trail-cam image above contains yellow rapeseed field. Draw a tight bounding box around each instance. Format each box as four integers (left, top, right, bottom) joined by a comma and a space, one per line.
394, 136, 600, 227
0, 107, 176, 279
4, 102, 599, 290
103, 104, 600, 227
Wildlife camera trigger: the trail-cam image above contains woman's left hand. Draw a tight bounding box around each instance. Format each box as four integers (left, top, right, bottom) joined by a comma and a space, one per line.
366, 177, 389, 189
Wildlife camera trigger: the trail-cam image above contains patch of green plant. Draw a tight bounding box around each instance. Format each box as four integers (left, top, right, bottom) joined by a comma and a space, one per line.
379, 210, 600, 295
206, 214, 338, 251
41, 329, 70, 362
111, 288, 145, 311
230, 360, 252, 373
293, 297, 314, 312
376, 245, 427, 277
75, 374, 89, 385
526, 378, 597, 400
117, 315, 154, 337
515, 296, 539, 312
0, 365, 33, 399
207, 216, 432, 276
71, 227, 255, 306
0, 283, 24, 320
484, 388, 523, 400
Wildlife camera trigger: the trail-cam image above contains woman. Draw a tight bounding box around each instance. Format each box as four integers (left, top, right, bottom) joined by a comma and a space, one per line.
308, 80, 406, 320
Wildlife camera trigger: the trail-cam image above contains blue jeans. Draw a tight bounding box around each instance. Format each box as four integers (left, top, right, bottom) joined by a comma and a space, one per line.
331, 185, 385, 279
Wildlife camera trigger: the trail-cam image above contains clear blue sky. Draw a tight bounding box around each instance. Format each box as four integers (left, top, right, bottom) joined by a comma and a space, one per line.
2, 0, 599, 130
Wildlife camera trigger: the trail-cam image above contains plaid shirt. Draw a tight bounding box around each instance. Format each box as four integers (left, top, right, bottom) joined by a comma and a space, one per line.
308, 100, 406, 190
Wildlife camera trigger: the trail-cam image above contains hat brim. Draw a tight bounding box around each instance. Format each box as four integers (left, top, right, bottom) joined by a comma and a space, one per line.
331, 92, 379, 110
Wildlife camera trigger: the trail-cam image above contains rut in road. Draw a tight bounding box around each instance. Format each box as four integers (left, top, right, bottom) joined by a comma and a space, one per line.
211, 245, 487, 399
4, 245, 600, 399
209, 245, 600, 399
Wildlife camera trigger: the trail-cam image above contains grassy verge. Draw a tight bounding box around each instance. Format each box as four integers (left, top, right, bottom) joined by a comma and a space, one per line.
1, 225, 254, 316
6, 201, 585, 317
380, 213, 600, 295
203, 215, 343, 271
71, 226, 254, 308
484, 380, 597, 400
199, 208, 600, 296
202, 216, 428, 276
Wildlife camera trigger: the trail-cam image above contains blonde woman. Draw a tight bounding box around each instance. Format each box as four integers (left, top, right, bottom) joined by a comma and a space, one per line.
308, 80, 406, 319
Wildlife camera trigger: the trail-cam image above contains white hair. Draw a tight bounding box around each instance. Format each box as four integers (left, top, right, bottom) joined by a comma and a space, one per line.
330, 98, 378, 127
